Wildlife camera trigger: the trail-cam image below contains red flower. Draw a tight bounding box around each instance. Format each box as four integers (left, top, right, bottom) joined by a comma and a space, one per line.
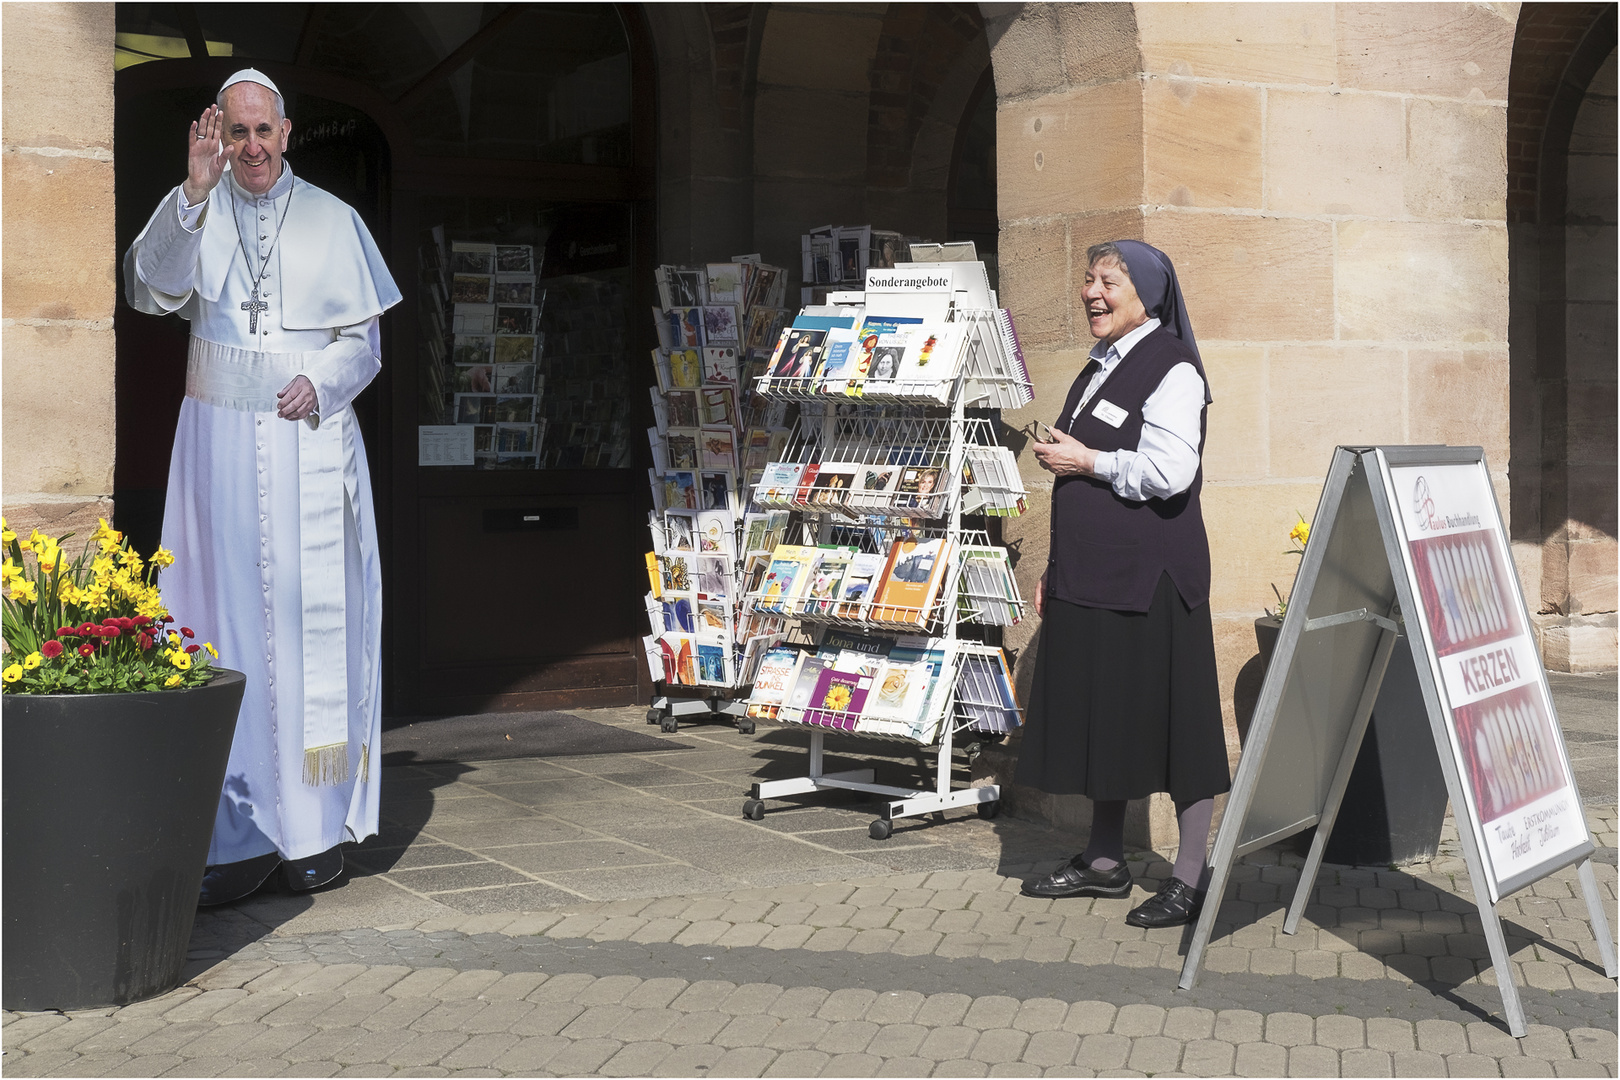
78, 643, 96, 657
102, 625, 121, 638
138, 634, 154, 652
133, 616, 153, 628
40, 640, 63, 659
181, 627, 195, 639
115, 617, 136, 631
163, 615, 175, 624
78, 623, 97, 636
57, 626, 77, 637
185, 644, 201, 654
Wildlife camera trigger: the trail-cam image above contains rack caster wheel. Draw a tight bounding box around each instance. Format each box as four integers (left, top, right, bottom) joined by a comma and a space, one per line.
736, 719, 756, 735
742, 799, 766, 821
869, 818, 893, 841
646, 709, 663, 726
660, 718, 680, 734
976, 799, 1002, 820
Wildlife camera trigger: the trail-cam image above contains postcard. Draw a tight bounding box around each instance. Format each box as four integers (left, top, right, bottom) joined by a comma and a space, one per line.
669, 348, 703, 389
452, 303, 496, 335
660, 470, 699, 510
702, 347, 739, 386
451, 334, 493, 365
699, 426, 737, 473
666, 389, 700, 428
696, 510, 735, 557
700, 470, 734, 512
493, 363, 536, 394
495, 244, 533, 273
496, 305, 538, 335
493, 335, 538, 364
704, 305, 741, 346
664, 511, 698, 553
453, 364, 494, 393
705, 262, 743, 305
494, 395, 536, 423
449, 241, 494, 274
767, 328, 826, 380
669, 307, 705, 347
695, 600, 731, 640
454, 393, 497, 425
700, 386, 736, 428
696, 556, 732, 599
494, 276, 535, 304
451, 274, 493, 304
667, 429, 699, 470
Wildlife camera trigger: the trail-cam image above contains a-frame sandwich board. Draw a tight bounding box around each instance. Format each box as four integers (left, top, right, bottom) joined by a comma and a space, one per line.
1179, 446, 1616, 1036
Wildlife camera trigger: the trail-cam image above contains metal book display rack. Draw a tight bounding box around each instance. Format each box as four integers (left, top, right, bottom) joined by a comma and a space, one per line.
738, 296, 1034, 840
643, 260, 792, 735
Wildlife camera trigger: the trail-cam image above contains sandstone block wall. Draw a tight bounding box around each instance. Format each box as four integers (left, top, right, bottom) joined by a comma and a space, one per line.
986, 2, 1520, 851
2, 2, 118, 541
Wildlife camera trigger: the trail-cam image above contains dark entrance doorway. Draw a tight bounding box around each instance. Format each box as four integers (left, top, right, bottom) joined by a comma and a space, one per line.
113, 3, 658, 718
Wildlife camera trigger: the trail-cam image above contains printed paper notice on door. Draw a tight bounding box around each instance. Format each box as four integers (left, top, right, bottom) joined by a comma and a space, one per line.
1385, 459, 1589, 898
419, 424, 475, 466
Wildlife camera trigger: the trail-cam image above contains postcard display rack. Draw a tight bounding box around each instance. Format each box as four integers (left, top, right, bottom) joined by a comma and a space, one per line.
738, 258, 1034, 839
642, 257, 792, 733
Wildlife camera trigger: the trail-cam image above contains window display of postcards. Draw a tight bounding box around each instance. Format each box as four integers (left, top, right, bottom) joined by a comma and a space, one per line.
419, 225, 630, 469
644, 254, 792, 695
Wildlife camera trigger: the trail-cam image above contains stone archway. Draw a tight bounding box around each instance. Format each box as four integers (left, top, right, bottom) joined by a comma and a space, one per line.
1507, 3, 1618, 671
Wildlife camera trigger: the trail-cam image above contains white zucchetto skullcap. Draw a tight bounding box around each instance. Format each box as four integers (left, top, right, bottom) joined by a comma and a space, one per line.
219, 68, 281, 97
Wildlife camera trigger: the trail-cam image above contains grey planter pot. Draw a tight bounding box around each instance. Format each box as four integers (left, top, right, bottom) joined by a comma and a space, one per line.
3, 670, 244, 1011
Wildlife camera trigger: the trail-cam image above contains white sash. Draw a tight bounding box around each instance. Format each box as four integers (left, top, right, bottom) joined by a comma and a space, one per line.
186, 337, 355, 785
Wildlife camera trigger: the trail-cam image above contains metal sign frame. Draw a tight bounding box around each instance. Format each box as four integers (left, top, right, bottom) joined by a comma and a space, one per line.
1179, 446, 1616, 1037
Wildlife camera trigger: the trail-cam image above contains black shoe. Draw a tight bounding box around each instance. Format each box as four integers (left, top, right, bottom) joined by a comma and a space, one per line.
198, 852, 282, 907
1125, 876, 1204, 928
282, 846, 345, 892
1022, 857, 1132, 899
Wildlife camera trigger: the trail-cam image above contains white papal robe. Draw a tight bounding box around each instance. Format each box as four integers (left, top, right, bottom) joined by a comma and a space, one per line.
125, 164, 401, 864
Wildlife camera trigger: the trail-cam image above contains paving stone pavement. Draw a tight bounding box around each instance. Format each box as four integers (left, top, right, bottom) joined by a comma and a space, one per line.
4, 702, 1616, 1078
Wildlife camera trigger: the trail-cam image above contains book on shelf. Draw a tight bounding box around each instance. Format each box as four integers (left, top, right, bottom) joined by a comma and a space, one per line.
776, 652, 831, 723
746, 645, 802, 717
755, 462, 804, 504
869, 537, 954, 628
834, 551, 888, 618
802, 666, 870, 732
757, 544, 818, 613
856, 657, 934, 737
802, 546, 859, 615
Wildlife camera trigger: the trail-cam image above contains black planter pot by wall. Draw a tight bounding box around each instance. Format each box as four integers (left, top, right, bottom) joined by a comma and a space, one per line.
1252, 618, 1448, 867
2, 670, 245, 1011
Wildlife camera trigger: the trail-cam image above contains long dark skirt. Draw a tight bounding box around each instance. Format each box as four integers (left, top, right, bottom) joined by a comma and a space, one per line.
1014, 573, 1230, 802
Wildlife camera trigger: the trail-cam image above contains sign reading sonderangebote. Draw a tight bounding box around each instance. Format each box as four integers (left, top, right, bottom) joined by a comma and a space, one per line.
1387, 460, 1589, 900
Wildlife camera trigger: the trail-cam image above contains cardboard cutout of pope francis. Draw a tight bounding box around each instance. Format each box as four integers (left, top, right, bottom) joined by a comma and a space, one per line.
124, 69, 400, 905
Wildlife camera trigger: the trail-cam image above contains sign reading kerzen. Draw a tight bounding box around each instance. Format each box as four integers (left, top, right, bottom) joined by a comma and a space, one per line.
1385, 461, 1589, 897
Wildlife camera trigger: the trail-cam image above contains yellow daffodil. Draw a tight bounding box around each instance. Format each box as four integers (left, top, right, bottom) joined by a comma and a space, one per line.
150, 547, 175, 569
2, 664, 21, 683
1289, 516, 1310, 547
22, 652, 41, 670
93, 518, 123, 553
33, 534, 61, 574
1, 559, 17, 585
165, 673, 184, 687
203, 642, 218, 659
8, 578, 37, 604
0, 518, 14, 544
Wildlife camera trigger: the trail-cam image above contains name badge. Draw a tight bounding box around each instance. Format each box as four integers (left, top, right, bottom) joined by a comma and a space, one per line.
1092, 399, 1128, 428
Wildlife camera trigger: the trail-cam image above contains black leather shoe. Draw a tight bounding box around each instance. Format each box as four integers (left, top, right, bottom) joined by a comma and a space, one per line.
198, 852, 282, 907
1125, 877, 1204, 927
282, 846, 345, 892
1022, 857, 1132, 899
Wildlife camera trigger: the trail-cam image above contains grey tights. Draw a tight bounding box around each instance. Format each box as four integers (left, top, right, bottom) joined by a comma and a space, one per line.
1082, 796, 1215, 890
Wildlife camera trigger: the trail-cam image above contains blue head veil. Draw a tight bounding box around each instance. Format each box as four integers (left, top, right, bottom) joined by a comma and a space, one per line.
1108, 239, 1210, 403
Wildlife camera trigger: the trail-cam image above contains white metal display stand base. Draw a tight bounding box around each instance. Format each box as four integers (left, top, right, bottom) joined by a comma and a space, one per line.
647, 691, 755, 734
743, 726, 1001, 840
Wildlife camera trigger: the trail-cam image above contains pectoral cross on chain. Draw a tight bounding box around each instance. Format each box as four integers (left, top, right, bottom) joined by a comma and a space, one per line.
241, 290, 269, 333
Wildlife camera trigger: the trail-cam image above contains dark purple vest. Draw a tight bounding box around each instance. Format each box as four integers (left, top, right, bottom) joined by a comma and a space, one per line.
1046, 326, 1211, 613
